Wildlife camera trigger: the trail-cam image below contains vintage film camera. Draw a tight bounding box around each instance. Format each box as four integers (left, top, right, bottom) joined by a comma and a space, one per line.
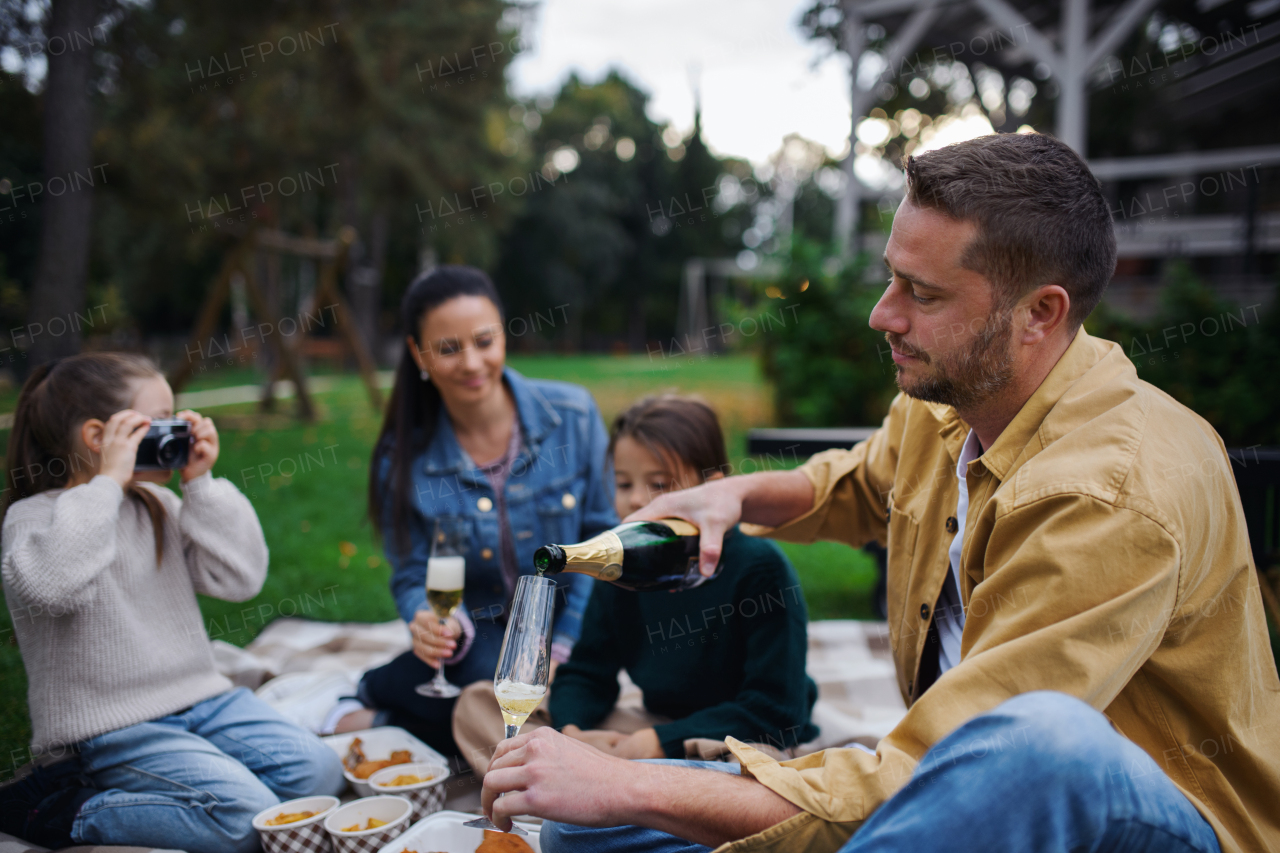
134, 419, 192, 470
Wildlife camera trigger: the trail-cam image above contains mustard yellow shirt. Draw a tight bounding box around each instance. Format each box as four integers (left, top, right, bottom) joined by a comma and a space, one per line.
727, 328, 1280, 853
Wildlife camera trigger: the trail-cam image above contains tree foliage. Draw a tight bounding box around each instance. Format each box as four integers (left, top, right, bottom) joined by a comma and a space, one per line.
494, 71, 755, 351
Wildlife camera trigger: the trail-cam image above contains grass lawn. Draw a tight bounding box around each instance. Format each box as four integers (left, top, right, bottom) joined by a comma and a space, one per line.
0, 354, 877, 779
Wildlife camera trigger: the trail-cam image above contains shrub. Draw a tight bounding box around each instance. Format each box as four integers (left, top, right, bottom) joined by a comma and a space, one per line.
1085, 264, 1280, 447
744, 247, 1280, 447
730, 238, 899, 428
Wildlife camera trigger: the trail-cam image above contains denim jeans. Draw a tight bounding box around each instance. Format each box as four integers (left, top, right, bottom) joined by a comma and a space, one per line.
541, 691, 1223, 853
73, 687, 345, 853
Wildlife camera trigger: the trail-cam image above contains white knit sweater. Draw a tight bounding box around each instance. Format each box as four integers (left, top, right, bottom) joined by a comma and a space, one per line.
2, 473, 269, 752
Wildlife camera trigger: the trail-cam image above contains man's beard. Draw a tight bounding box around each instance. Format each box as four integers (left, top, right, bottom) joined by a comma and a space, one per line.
887, 309, 1015, 410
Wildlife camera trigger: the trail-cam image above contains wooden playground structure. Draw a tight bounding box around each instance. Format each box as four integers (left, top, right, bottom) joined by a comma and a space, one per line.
169, 227, 383, 421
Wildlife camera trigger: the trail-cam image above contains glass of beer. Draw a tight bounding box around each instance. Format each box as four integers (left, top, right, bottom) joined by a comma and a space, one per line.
463, 574, 556, 834
414, 517, 468, 698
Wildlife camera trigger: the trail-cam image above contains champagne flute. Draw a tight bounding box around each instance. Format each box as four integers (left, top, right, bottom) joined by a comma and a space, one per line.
464, 574, 556, 834
415, 517, 468, 698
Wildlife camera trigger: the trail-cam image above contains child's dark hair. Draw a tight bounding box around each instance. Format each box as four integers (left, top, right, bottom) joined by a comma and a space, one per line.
2, 353, 169, 562
368, 265, 505, 556
608, 395, 729, 482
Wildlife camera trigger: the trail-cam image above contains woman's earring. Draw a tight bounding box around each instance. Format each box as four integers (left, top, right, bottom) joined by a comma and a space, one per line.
420, 369, 429, 381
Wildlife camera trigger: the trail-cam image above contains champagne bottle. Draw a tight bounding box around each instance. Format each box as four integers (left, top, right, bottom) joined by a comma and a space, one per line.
533, 519, 720, 592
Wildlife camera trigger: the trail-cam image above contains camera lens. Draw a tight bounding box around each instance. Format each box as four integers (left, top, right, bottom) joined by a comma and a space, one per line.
155, 434, 185, 468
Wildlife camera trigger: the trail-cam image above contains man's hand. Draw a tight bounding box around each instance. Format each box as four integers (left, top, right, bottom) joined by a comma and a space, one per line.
608, 727, 664, 760
625, 477, 748, 577
561, 724, 625, 753
177, 410, 219, 482
481, 726, 803, 846
411, 611, 460, 668
482, 727, 634, 831
626, 470, 814, 577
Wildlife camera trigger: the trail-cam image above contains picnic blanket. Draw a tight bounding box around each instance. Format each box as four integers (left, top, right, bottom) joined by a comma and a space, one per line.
0, 618, 907, 852
214, 617, 908, 755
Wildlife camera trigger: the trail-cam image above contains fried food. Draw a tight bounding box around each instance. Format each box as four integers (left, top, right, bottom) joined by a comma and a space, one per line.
377, 773, 433, 787
343, 739, 415, 779
263, 810, 315, 826
342, 737, 367, 772
477, 829, 535, 853
339, 817, 389, 832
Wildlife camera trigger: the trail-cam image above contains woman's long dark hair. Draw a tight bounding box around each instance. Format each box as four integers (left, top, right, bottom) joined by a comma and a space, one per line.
2, 353, 169, 562
369, 265, 505, 556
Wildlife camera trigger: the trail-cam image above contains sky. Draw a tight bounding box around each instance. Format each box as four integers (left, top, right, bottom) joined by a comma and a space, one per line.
507, 0, 855, 164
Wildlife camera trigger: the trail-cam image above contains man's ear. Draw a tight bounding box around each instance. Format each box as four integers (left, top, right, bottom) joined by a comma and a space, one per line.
79, 419, 105, 455
1019, 284, 1071, 345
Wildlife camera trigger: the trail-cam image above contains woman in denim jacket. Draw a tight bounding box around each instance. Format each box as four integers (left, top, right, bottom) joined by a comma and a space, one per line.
332, 266, 616, 758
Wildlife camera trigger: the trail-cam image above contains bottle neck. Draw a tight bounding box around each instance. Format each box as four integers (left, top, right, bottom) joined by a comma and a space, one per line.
540, 529, 624, 582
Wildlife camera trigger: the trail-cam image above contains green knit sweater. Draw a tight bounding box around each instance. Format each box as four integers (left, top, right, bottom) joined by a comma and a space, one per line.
548, 527, 819, 758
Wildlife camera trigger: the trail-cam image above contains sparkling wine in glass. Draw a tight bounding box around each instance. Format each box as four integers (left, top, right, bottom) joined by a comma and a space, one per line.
415, 518, 468, 698
464, 574, 556, 834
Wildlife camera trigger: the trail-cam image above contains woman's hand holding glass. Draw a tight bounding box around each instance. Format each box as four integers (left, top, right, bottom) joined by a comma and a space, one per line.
410, 610, 461, 668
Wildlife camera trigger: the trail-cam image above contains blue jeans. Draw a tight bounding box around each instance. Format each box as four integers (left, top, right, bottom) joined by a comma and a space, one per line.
73, 687, 345, 853
542, 692, 1223, 853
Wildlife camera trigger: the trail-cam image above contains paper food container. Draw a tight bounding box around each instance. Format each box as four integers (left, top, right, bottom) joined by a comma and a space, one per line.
367, 761, 450, 822
252, 794, 340, 853
324, 795, 413, 853
378, 809, 542, 853
322, 726, 450, 797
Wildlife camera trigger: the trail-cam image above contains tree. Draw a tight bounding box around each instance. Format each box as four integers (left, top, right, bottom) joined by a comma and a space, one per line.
1, 0, 117, 365
493, 70, 754, 351
93, 0, 517, 351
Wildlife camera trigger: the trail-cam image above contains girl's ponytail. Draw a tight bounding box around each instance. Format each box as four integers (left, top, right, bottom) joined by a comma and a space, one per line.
3, 361, 62, 520
2, 354, 169, 563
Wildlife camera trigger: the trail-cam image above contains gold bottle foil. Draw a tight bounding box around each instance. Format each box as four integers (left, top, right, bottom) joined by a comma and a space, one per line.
559, 530, 625, 581
557, 520, 698, 582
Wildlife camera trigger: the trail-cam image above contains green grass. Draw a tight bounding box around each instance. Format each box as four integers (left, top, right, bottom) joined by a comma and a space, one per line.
0, 356, 877, 780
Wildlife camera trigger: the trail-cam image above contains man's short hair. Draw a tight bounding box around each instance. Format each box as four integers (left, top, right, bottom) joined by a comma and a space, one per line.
905, 133, 1116, 329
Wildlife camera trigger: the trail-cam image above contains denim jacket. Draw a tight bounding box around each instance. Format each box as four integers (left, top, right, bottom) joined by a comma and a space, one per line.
381, 367, 617, 656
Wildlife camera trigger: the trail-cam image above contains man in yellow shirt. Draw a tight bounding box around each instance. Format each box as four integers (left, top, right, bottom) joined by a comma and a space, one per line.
477, 132, 1280, 853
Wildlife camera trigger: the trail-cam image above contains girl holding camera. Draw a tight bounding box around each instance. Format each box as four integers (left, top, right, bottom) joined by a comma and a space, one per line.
0, 353, 343, 853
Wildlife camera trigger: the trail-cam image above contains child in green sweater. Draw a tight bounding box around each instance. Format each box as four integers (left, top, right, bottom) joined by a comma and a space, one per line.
550, 395, 819, 760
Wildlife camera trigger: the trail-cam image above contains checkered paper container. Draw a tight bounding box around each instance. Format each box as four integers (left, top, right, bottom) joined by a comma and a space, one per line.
367, 762, 450, 822
324, 795, 413, 853
252, 795, 339, 853
322, 726, 449, 798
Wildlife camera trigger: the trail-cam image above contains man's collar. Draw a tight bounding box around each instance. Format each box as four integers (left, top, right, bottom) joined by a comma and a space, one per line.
978, 326, 1104, 480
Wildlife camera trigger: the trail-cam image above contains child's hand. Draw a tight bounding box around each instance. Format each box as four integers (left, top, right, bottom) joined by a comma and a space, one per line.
607, 728, 664, 760
99, 410, 152, 487
561, 725, 625, 753
177, 410, 218, 482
